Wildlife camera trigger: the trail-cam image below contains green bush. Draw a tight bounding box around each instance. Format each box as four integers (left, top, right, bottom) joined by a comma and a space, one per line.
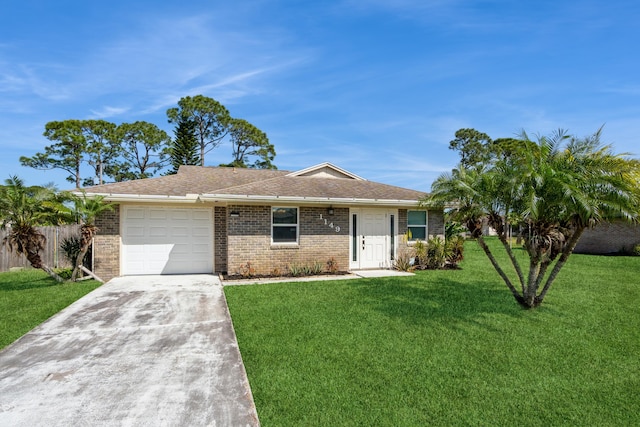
288, 263, 306, 277
60, 236, 82, 266
446, 235, 465, 265
425, 237, 447, 269
392, 251, 415, 272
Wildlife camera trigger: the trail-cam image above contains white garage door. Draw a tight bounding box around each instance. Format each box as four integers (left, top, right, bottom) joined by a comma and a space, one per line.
121, 206, 213, 275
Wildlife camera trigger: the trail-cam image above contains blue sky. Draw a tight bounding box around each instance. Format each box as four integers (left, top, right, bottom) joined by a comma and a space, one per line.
1, 1, 638, 192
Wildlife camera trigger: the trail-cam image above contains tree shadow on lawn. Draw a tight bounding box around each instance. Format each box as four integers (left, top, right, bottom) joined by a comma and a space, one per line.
349, 273, 562, 332
0, 273, 57, 292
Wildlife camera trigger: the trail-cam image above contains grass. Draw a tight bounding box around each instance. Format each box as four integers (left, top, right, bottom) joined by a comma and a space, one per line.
0, 269, 102, 349
225, 240, 640, 426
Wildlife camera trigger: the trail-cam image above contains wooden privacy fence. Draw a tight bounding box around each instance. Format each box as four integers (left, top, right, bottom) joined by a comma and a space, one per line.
0, 225, 82, 272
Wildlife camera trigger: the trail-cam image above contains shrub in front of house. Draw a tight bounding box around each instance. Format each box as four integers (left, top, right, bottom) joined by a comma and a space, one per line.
395, 235, 465, 271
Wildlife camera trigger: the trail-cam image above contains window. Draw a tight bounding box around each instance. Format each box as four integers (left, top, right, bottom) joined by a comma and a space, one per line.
390, 214, 395, 260
352, 214, 358, 262
272, 207, 298, 243
408, 210, 427, 241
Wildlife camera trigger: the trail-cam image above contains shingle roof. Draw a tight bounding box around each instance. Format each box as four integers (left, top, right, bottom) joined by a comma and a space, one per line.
206, 175, 426, 201
83, 164, 427, 204
83, 166, 289, 196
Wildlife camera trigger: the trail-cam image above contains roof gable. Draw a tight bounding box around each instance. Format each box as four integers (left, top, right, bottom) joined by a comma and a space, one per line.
286, 163, 365, 180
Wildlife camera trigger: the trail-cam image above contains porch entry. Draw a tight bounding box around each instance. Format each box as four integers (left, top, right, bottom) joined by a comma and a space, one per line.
350, 208, 397, 270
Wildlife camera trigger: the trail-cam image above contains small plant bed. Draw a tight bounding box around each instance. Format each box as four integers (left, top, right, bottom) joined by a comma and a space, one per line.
224, 258, 349, 282
223, 270, 351, 282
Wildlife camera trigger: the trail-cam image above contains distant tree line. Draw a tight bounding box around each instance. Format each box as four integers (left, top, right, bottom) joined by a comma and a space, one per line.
20, 94, 277, 188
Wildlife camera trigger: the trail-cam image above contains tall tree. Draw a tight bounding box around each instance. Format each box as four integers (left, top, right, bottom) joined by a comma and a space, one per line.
0, 176, 67, 281
20, 120, 87, 188
166, 117, 200, 175
166, 95, 231, 166
426, 128, 640, 308
222, 118, 277, 169
20, 119, 120, 188
448, 128, 493, 169
81, 120, 118, 186
108, 121, 171, 181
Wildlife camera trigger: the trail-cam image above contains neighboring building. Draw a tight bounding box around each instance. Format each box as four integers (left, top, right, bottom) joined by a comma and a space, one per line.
574, 220, 640, 255
82, 163, 443, 281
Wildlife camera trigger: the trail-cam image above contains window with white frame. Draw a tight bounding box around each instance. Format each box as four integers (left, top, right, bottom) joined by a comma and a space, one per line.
407, 210, 427, 241
272, 207, 298, 243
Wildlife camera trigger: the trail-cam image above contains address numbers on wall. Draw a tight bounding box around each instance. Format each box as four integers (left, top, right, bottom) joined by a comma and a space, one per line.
319, 214, 341, 232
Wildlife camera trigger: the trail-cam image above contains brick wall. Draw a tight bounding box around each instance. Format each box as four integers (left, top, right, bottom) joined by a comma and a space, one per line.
428, 209, 445, 239
399, 209, 408, 236
214, 206, 228, 273
574, 221, 640, 254
227, 205, 349, 275
94, 204, 120, 281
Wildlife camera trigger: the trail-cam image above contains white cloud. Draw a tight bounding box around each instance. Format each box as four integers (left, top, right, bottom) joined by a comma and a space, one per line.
89, 106, 131, 119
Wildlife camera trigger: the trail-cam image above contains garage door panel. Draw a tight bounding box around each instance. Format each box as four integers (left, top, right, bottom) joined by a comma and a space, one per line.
126, 208, 145, 219
171, 227, 189, 237
192, 210, 210, 220
149, 209, 167, 220
193, 226, 210, 236
149, 227, 168, 237
192, 243, 210, 254
124, 226, 145, 238
122, 206, 213, 275
171, 209, 189, 219
171, 243, 189, 254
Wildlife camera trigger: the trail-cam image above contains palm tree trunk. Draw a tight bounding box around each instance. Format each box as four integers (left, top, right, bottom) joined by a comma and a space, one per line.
498, 237, 526, 292
476, 236, 524, 305
536, 226, 585, 304
71, 245, 90, 282
71, 225, 95, 282
41, 264, 65, 283
524, 257, 541, 307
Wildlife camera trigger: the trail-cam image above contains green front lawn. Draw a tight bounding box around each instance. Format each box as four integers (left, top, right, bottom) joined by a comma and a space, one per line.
225, 241, 640, 426
0, 269, 102, 349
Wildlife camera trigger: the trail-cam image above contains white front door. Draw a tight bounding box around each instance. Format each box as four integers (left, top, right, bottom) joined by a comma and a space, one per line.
350, 209, 396, 269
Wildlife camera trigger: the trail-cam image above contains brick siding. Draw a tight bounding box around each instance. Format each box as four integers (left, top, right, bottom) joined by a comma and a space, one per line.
399, 209, 408, 236
428, 209, 445, 238
94, 204, 120, 281
227, 205, 350, 276
214, 206, 228, 273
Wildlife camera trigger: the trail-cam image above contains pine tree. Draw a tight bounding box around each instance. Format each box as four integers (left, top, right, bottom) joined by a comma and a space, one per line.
166, 117, 199, 175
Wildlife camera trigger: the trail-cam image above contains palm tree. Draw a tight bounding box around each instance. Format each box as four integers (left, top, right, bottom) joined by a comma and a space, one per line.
426, 129, 640, 308
70, 192, 113, 281
0, 176, 66, 282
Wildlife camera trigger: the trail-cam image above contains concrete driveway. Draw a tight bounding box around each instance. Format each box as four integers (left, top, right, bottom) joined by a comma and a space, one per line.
0, 275, 259, 426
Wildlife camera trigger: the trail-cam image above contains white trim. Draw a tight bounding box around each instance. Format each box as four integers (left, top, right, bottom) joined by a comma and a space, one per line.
286, 162, 366, 180
199, 193, 420, 207
80, 192, 201, 203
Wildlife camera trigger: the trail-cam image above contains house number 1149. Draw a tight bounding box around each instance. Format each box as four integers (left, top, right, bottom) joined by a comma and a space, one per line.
319, 214, 340, 232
